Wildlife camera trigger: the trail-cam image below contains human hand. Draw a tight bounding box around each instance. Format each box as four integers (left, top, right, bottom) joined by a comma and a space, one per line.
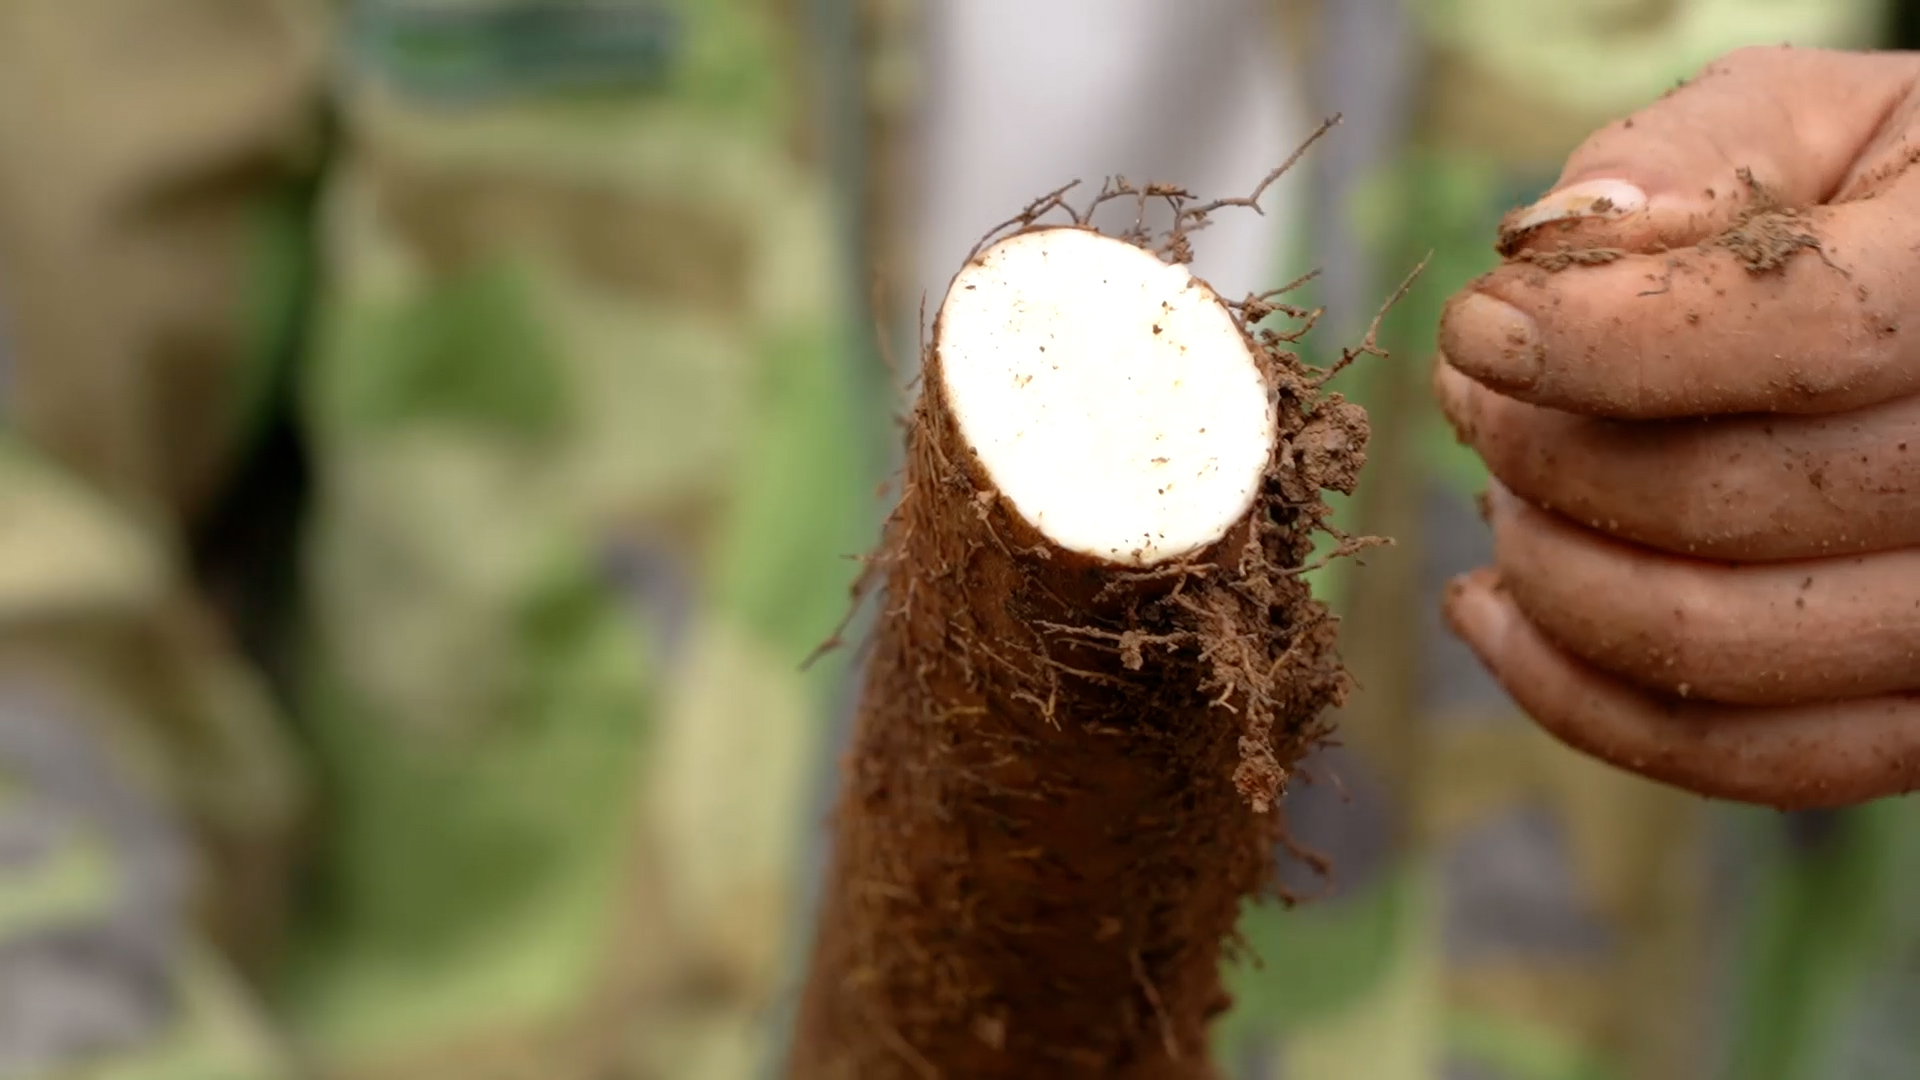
1436, 45, 1920, 810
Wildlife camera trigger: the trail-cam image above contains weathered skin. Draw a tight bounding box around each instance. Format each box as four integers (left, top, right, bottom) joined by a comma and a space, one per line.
1217, 6, 1910, 1080
1439, 45, 1920, 809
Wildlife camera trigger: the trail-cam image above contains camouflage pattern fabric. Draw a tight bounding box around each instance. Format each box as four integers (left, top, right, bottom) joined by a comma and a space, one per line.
0, 1, 872, 1077
0, 2, 325, 1074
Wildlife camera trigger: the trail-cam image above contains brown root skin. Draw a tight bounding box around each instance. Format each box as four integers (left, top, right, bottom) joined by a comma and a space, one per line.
788, 213, 1367, 1078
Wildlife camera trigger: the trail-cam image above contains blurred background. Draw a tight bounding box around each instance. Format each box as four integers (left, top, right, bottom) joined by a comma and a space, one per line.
1, 1, 1917, 1078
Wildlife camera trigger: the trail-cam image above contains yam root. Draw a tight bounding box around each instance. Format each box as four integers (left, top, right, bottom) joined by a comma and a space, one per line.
788, 163, 1377, 1078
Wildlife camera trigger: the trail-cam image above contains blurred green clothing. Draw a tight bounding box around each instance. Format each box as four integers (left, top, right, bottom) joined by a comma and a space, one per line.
0, 2, 871, 1078
1214, 3, 1920, 1080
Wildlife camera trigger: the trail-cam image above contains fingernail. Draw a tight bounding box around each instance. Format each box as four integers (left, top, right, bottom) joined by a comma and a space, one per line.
1505, 178, 1647, 234
1441, 571, 1513, 661
1479, 483, 1522, 529
1439, 292, 1545, 391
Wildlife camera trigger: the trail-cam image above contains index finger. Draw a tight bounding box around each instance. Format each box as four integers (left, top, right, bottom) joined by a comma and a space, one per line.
1440, 179, 1920, 418
1440, 47, 1920, 419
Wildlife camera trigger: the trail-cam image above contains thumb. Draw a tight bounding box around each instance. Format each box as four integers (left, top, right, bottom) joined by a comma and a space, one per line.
1497, 45, 1920, 257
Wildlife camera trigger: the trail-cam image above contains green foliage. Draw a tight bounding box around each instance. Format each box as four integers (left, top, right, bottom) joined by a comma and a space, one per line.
1219, 867, 1416, 1038
321, 260, 565, 438
1723, 801, 1920, 1080
1444, 1008, 1620, 1080
711, 320, 878, 676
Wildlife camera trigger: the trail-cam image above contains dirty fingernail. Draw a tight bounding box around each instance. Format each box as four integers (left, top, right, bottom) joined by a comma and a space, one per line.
1505, 178, 1647, 234
1441, 570, 1512, 661
1440, 292, 1545, 391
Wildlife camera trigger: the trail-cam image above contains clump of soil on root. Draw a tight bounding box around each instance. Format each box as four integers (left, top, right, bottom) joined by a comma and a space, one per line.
789, 117, 1398, 1080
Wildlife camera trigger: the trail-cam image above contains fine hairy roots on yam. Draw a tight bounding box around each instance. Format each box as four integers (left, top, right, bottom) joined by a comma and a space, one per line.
788, 166, 1377, 1079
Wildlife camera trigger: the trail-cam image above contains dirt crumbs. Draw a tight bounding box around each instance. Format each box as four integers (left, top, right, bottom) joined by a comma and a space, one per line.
1494, 213, 1606, 259
1703, 164, 1823, 275
1710, 209, 1821, 274
1511, 243, 1626, 272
